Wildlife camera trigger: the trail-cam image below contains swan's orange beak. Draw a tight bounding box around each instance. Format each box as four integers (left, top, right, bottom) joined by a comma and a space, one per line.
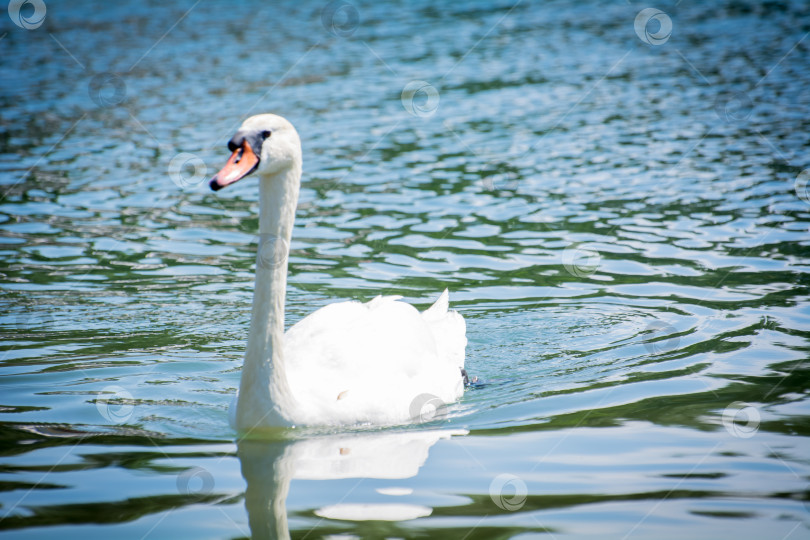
210, 141, 260, 191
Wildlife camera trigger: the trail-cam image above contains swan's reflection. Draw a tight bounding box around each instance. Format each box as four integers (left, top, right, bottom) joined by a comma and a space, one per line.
238, 429, 466, 539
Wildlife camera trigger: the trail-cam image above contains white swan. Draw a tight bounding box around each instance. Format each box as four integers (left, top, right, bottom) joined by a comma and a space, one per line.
209, 114, 467, 429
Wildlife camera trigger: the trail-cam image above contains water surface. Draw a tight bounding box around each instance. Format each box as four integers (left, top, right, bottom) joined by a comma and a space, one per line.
1, 0, 809, 538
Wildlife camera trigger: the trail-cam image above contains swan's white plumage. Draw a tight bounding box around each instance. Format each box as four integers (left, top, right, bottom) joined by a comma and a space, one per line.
213, 114, 467, 429
284, 290, 466, 425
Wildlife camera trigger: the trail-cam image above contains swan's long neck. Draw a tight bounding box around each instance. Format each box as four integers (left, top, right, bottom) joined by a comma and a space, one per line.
236, 159, 302, 429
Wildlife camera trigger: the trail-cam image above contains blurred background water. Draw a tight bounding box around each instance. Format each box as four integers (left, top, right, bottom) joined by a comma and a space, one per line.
1, 0, 809, 538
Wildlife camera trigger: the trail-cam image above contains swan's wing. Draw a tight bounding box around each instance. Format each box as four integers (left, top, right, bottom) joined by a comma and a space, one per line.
285, 297, 436, 378
283, 294, 464, 424
422, 289, 466, 370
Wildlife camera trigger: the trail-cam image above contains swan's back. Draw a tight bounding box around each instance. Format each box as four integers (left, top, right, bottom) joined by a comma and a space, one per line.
284, 291, 466, 425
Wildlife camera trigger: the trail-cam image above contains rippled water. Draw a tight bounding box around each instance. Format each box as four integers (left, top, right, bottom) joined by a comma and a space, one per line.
2, 0, 810, 538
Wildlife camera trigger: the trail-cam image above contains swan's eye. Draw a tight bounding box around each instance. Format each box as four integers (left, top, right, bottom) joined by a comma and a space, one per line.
261, 130, 272, 139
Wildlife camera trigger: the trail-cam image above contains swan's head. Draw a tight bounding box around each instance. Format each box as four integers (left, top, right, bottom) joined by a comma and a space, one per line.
210, 113, 301, 191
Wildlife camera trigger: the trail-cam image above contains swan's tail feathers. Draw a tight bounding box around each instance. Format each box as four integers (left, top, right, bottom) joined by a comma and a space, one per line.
422, 289, 449, 322
422, 289, 467, 370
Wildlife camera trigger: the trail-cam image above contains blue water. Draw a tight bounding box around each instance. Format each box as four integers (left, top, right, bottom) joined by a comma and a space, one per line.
1, 0, 809, 538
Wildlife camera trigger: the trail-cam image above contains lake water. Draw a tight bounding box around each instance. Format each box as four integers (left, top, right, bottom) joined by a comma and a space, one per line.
1, 0, 809, 538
